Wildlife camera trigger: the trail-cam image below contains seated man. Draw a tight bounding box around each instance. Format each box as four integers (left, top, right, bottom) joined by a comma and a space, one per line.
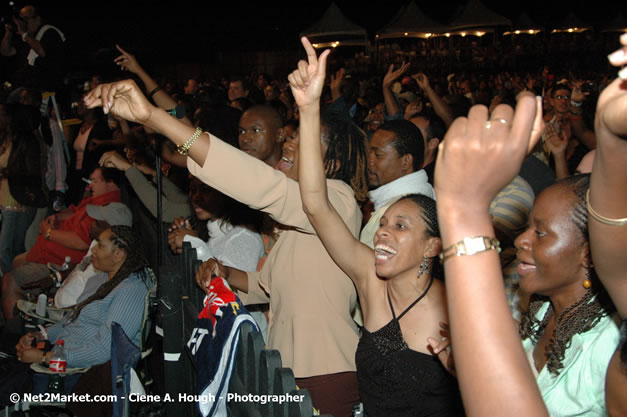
54, 202, 133, 308
1, 167, 121, 320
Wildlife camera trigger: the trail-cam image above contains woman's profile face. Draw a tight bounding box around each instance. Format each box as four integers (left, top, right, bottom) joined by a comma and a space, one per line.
515, 184, 587, 297
91, 228, 124, 273
374, 199, 430, 278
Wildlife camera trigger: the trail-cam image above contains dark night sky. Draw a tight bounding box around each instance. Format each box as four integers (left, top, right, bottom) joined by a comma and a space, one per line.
5, 0, 626, 73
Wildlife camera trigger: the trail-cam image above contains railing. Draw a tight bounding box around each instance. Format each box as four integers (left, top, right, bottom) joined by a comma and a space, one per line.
154, 225, 330, 417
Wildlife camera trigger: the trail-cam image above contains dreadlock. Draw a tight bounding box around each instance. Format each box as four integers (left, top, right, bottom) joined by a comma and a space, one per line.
69, 225, 151, 321
397, 194, 443, 280
320, 109, 369, 203
519, 174, 616, 375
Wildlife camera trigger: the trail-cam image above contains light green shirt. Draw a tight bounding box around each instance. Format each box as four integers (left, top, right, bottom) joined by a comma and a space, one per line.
522, 302, 619, 417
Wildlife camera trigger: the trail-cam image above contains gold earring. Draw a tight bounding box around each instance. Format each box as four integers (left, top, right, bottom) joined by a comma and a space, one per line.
583, 268, 592, 289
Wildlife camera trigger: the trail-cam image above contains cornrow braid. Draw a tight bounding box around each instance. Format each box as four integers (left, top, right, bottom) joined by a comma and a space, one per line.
69, 225, 151, 321
519, 174, 616, 376
321, 110, 369, 203
397, 194, 443, 280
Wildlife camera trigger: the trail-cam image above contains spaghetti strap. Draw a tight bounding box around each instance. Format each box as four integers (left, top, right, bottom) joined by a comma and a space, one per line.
387, 275, 434, 321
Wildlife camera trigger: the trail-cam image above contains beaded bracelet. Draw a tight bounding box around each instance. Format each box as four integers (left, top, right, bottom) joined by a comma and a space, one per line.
586, 189, 627, 226
176, 127, 203, 156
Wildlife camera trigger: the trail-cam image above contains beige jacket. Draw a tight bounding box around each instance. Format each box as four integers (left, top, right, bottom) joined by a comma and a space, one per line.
188, 134, 361, 377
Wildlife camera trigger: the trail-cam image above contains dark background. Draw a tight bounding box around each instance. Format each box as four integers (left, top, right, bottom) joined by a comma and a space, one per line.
2, 0, 625, 78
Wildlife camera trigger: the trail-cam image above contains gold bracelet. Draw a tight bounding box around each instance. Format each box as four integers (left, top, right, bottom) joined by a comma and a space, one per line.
586, 189, 627, 226
440, 236, 501, 263
176, 127, 203, 156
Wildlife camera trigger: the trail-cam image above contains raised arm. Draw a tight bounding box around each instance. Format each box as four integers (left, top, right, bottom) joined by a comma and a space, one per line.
382, 62, 409, 118
289, 37, 371, 284
114, 45, 192, 126
589, 35, 627, 319
435, 95, 548, 417
84, 79, 209, 167
413, 72, 455, 128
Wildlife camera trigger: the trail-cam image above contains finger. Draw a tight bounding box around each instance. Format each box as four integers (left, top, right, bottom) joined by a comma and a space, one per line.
297, 59, 310, 83
387, 64, 394, 75
84, 86, 104, 109
489, 103, 514, 127
509, 93, 538, 156
115, 44, 127, 55
318, 49, 330, 77
466, 104, 489, 142
301, 37, 318, 66
528, 96, 544, 154
439, 321, 450, 331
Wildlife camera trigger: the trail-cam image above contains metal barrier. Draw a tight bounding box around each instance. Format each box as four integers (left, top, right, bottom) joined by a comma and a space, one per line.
156, 228, 329, 417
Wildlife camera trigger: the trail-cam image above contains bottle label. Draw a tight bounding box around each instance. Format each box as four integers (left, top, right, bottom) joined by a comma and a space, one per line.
49, 359, 67, 372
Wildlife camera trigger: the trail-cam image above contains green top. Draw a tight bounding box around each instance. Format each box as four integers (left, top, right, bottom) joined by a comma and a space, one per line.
522, 301, 619, 417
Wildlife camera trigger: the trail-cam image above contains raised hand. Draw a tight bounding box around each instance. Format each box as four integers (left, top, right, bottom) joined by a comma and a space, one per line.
434, 93, 540, 211
383, 62, 410, 88
287, 37, 330, 110
544, 123, 569, 156
412, 72, 430, 91
84, 80, 154, 124
99, 151, 132, 171
114, 44, 142, 74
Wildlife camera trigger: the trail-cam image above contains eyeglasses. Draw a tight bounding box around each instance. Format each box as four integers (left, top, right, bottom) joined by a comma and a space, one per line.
555, 95, 570, 100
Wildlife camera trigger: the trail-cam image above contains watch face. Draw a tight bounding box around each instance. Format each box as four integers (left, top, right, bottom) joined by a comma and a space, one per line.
463, 236, 486, 256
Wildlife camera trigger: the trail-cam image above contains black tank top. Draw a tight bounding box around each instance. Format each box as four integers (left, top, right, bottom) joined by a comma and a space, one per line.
355, 276, 465, 417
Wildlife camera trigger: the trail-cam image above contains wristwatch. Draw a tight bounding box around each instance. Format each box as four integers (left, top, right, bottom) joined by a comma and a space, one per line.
440, 236, 501, 262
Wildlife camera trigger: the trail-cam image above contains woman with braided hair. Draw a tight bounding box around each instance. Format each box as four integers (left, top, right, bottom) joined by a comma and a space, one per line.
15, 225, 153, 371
515, 174, 619, 416
288, 37, 463, 417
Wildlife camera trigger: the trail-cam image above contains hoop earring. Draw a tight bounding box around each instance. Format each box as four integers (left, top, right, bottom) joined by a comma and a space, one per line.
583, 267, 592, 289
418, 256, 429, 278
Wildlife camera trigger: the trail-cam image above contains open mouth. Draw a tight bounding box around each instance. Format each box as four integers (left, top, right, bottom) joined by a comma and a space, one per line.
277, 156, 294, 171
374, 244, 397, 264
516, 259, 536, 275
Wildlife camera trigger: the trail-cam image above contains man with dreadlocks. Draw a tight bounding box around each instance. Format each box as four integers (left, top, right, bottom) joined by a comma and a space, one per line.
14, 226, 153, 385
516, 174, 619, 416
84, 72, 369, 416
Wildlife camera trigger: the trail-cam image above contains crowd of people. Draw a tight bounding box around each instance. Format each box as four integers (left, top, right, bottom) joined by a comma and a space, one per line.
0, 3, 625, 417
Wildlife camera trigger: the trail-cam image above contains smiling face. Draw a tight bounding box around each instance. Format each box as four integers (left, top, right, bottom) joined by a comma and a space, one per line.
277, 126, 329, 182
515, 184, 588, 299
373, 199, 434, 278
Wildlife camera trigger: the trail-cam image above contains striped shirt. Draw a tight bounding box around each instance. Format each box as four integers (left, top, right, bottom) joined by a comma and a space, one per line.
45, 270, 151, 368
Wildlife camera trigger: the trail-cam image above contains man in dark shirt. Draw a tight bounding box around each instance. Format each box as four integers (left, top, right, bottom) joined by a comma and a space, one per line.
1, 5, 66, 92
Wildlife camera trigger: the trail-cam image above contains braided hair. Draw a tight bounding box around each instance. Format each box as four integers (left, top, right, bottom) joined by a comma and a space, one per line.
320, 110, 369, 203
397, 194, 443, 280
69, 225, 152, 321
519, 174, 616, 375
